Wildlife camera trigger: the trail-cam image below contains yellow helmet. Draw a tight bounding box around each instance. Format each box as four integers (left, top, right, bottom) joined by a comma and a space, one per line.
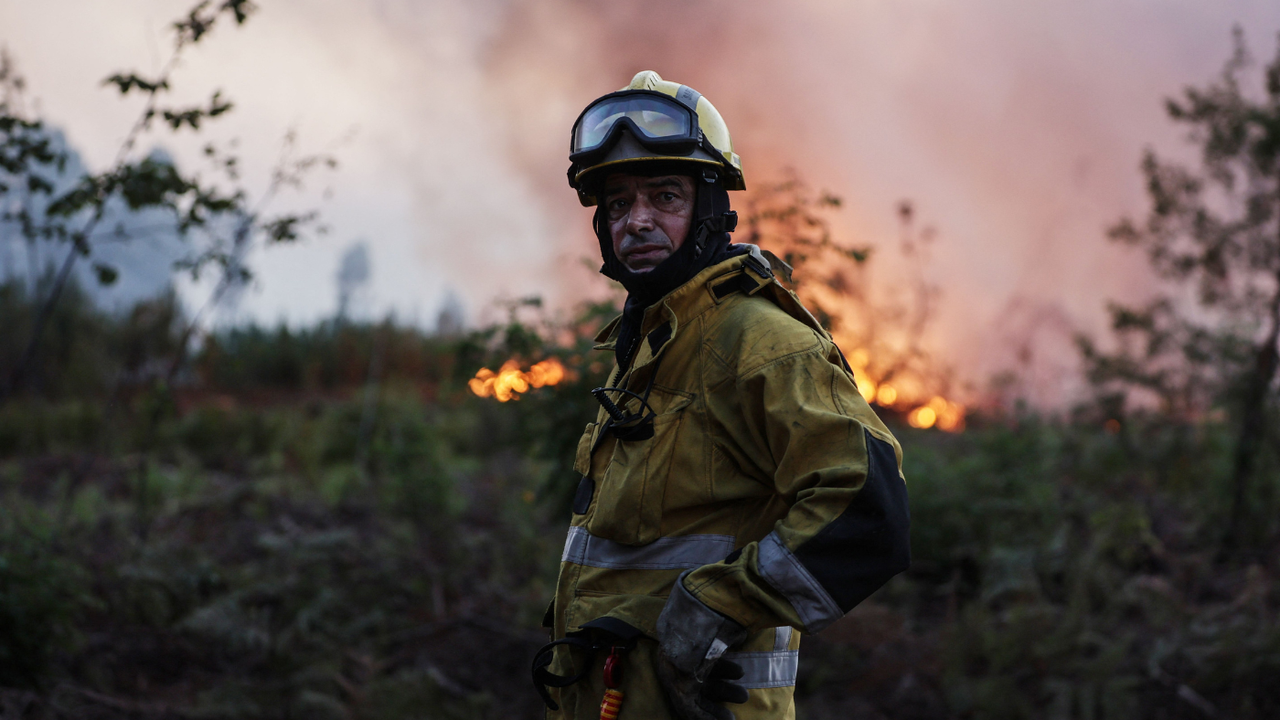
567, 71, 745, 206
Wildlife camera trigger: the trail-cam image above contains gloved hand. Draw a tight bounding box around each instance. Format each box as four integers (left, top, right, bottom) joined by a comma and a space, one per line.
655, 571, 750, 720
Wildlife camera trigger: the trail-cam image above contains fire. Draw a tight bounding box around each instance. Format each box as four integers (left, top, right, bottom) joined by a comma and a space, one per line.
468, 358, 567, 402
875, 384, 898, 406
908, 396, 965, 432
845, 345, 965, 432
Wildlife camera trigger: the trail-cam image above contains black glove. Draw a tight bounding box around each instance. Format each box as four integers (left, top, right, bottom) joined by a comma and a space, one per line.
655, 571, 750, 720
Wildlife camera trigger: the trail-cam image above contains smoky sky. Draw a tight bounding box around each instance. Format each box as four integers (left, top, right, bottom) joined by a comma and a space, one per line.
3, 0, 1279, 400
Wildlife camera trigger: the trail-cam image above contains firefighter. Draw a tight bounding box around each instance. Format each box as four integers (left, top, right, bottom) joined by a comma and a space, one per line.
532, 71, 911, 720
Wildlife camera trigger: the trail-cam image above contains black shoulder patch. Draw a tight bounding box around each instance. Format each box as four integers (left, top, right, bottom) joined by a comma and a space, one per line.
792, 429, 911, 611
712, 273, 758, 299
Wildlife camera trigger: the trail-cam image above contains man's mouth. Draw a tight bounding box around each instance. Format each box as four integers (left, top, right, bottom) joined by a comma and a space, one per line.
623, 243, 670, 266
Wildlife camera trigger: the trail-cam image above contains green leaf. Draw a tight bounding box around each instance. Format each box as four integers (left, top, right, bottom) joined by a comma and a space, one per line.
843, 246, 871, 263
92, 263, 119, 286
102, 73, 168, 95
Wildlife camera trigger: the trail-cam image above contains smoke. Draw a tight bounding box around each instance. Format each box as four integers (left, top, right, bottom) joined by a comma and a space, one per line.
4, 0, 1279, 403
474, 0, 1280, 401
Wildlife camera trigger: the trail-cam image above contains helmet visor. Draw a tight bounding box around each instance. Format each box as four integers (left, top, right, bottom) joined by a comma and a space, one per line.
572, 92, 695, 155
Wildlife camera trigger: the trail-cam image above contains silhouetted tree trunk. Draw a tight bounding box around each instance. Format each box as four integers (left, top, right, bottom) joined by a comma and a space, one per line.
1083, 29, 1280, 552
1226, 266, 1280, 549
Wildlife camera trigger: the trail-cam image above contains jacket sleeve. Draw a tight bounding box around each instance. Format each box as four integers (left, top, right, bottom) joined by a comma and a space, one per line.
682, 342, 911, 634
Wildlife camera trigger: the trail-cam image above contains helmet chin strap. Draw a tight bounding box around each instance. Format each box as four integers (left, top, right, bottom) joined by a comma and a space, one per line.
691, 169, 738, 254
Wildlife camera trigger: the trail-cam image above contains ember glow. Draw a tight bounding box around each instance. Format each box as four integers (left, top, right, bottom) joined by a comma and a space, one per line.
468, 358, 567, 402
847, 347, 966, 432
907, 397, 966, 432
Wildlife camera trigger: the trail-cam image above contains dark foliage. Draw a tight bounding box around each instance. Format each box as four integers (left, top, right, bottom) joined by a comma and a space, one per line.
0, 277, 1277, 718
1079, 29, 1280, 552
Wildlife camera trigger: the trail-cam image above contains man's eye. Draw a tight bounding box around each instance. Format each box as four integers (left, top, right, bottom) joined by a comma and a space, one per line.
660, 192, 677, 202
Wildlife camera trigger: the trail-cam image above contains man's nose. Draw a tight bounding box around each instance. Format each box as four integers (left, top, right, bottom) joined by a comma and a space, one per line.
626, 198, 657, 234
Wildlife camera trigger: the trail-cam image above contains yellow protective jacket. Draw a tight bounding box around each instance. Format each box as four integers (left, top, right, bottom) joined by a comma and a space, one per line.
542, 247, 910, 719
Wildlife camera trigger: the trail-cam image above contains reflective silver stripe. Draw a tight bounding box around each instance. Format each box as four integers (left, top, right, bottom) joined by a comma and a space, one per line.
773, 626, 793, 652
560, 526, 736, 570
756, 531, 843, 633
722, 649, 799, 689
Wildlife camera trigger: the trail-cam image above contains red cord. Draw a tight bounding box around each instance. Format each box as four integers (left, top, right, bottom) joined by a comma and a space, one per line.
599, 646, 625, 720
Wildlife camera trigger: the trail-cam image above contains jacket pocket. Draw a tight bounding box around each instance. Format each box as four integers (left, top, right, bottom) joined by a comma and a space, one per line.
572, 422, 597, 476
587, 387, 693, 545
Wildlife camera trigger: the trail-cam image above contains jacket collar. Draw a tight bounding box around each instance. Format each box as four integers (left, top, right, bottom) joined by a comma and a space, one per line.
592, 245, 778, 370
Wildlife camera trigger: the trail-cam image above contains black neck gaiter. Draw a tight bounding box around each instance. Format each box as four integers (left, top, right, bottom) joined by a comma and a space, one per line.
595, 178, 744, 370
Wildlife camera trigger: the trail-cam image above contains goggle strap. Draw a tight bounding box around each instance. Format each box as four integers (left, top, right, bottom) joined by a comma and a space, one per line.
675, 85, 702, 112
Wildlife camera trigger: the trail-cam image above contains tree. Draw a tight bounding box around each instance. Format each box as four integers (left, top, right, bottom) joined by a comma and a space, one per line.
1079, 29, 1280, 549
742, 174, 964, 429
0, 0, 332, 400
335, 240, 372, 321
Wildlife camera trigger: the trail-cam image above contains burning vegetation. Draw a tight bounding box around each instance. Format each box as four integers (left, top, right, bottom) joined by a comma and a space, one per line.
467, 182, 968, 431
467, 357, 568, 401
846, 346, 965, 431
469, 349, 965, 431
743, 177, 966, 432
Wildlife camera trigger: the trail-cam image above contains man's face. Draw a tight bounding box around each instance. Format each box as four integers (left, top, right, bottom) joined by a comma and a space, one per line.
602, 173, 695, 272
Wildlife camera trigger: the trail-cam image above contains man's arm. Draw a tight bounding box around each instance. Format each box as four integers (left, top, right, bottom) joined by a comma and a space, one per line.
682, 344, 911, 634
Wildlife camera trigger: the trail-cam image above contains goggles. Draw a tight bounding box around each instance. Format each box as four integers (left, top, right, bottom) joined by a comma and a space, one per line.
569, 90, 705, 166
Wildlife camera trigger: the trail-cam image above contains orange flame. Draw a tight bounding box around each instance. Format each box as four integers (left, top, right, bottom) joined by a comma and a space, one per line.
468, 358, 568, 402
845, 346, 965, 432
907, 396, 966, 432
